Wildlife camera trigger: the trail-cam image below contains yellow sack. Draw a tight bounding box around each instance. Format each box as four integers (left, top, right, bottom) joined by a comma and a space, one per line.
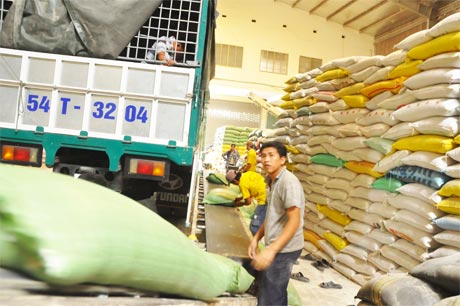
360, 76, 407, 98
281, 92, 292, 101
387, 60, 423, 79
323, 232, 348, 251
344, 161, 384, 178
286, 144, 301, 154
283, 83, 299, 93
455, 135, 460, 144
335, 82, 366, 98
342, 94, 369, 108
317, 204, 352, 226
303, 229, 323, 249
438, 179, 460, 197
407, 31, 460, 60
392, 135, 458, 154
436, 197, 460, 215
315, 68, 349, 83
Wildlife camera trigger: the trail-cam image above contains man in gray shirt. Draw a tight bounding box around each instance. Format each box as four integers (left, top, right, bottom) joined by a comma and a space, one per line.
248, 141, 305, 306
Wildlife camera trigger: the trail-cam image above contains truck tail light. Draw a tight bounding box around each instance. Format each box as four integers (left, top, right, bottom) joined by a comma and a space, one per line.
1, 143, 42, 167
126, 157, 169, 180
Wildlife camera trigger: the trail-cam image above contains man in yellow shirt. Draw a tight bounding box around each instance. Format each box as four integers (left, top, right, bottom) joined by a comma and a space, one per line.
240, 141, 257, 173
226, 170, 267, 235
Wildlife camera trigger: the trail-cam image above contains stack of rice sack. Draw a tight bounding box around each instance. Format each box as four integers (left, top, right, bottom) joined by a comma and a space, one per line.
381, 12, 460, 261
220, 126, 254, 156
268, 12, 460, 286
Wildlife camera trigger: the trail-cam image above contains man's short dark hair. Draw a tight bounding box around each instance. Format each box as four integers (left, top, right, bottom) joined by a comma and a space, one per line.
260, 141, 287, 158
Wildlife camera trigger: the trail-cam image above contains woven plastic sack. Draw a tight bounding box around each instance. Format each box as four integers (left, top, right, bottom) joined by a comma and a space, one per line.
0, 165, 253, 300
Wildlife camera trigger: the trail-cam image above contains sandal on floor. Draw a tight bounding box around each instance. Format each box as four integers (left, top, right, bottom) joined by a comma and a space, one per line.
300, 253, 316, 261
320, 258, 331, 268
319, 281, 342, 289
311, 260, 325, 271
290, 272, 310, 282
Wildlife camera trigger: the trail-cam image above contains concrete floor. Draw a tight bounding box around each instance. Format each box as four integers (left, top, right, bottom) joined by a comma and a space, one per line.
290, 251, 361, 306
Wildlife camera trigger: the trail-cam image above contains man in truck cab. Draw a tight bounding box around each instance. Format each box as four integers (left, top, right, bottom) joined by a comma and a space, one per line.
146, 36, 184, 66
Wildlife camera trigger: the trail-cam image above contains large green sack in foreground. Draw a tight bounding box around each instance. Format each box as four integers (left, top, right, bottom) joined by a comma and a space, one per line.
0, 164, 253, 300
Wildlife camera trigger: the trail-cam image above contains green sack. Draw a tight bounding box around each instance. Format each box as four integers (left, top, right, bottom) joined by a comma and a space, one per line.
371, 177, 404, 192
206, 173, 228, 185
311, 153, 345, 167
0, 164, 253, 300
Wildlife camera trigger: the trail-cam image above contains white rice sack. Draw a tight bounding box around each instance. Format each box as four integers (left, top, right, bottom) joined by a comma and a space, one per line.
325, 177, 351, 191
308, 163, 337, 177
306, 125, 342, 137
390, 239, 427, 262
311, 91, 338, 103
378, 89, 418, 110
356, 109, 400, 126
328, 199, 352, 213
410, 84, 460, 99
383, 220, 438, 249
366, 91, 395, 110
368, 229, 397, 245
308, 135, 335, 146
423, 245, 460, 259
418, 52, 460, 70
350, 174, 376, 188
401, 151, 456, 172
351, 66, 382, 82
317, 239, 340, 261
332, 108, 370, 124
350, 186, 392, 202
342, 244, 369, 261
381, 122, 419, 140
368, 253, 398, 272
392, 209, 441, 234
292, 116, 311, 126
345, 197, 372, 210
429, 12, 460, 38
392, 99, 460, 122
403, 68, 460, 90
433, 230, 460, 248
333, 167, 358, 180
381, 49, 407, 67
331, 262, 356, 279
348, 208, 385, 228
291, 135, 310, 145
394, 29, 432, 50
290, 153, 311, 164
319, 218, 345, 237
380, 245, 421, 271
363, 66, 394, 85
445, 164, 460, 178
368, 202, 398, 219
309, 102, 330, 113
329, 98, 350, 111
338, 123, 363, 137
396, 183, 443, 205
373, 150, 410, 173
346, 56, 385, 74
344, 231, 382, 253
333, 56, 368, 69
309, 113, 341, 126
345, 220, 373, 235
355, 148, 385, 164
361, 123, 391, 138
336, 150, 362, 162
331, 136, 368, 151
336, 253, 378, 276
447, 147, 460, 162
386, 194, 444, 220
411, 116, 460, 137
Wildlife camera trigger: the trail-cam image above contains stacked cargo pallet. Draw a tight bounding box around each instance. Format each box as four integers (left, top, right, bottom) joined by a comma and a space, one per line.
267, 13, 460, 286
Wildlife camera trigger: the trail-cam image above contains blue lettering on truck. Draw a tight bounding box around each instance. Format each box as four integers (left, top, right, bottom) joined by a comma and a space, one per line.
26, 93, 149, 123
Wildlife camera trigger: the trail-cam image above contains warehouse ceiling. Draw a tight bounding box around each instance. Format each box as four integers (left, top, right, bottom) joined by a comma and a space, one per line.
273, 0, 458, 39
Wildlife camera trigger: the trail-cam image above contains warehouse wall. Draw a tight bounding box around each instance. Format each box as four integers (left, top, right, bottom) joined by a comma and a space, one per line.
206, 0, 375, 146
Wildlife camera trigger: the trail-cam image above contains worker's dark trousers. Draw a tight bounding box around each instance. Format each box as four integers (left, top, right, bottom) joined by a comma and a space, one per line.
258, 249, 301, 306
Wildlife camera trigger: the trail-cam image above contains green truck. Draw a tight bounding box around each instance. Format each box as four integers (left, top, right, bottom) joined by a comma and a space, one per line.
0, 0, 216, 223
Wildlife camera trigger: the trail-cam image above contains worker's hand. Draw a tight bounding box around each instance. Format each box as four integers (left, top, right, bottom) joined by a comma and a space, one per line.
166, 59, 176, 66
248, 238, 259, 259
251, 247, 276, 271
